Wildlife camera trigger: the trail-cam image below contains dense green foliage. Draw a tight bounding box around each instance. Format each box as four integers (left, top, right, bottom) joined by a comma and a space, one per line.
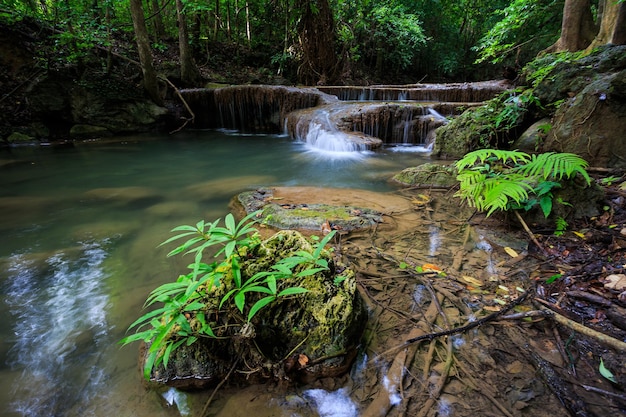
455, 149, 590, 217
120, 211, 337, 380
0, 0, 568, 83
474, 0, 563, 66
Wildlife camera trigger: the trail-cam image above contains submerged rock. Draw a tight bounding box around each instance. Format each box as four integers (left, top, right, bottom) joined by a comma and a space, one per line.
146, 230, 366, 389
392, 163, 458, 187
236, 188, 384, 232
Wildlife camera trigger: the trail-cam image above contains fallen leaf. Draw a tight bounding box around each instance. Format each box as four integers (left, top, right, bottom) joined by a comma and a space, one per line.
504, 247, 519, 258
461, 275, 483, 287
422, 263, 442, 272
604, 274, 626, 291
298, 354, 309, 367
506, 360, 524, 374
573, 231, 586, 239
599, 358, 617, 383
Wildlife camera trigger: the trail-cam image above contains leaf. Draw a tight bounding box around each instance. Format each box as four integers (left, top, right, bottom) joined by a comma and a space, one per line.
604, 274, 626, 291
224, 213, 236, 234
599, 358, 617, 383
461, 275, 483, 287
277, 286, 309, 297
504, 247, 519, 258
546, 273, 562, 284
241, 285, 274, 295
234, 291, 246, 313
422, 263, 442, 272
573, 231, 586, 239
538, 195, 553, 218
248, 296, 276, 321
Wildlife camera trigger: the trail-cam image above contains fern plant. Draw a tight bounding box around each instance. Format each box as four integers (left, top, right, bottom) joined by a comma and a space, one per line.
456, 149, 590, 217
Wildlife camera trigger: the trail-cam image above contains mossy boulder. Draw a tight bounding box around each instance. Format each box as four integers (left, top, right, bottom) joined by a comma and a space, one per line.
237, 188, 383, 232
146, 230, 366, 389
392, 162, 458, 187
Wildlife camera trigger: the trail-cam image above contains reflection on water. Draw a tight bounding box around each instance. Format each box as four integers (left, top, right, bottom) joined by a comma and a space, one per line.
0, 131, 429, 417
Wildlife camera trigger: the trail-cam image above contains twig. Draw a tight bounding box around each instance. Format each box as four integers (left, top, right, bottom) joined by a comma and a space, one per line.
514, 210, 545, 253
198, 359, 239, 417
404, 289, 532, 345
159, 76, 196, 133
581, 384, 626, 401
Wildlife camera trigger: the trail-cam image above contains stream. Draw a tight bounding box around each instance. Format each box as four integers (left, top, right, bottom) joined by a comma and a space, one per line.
0, 130, 432, 417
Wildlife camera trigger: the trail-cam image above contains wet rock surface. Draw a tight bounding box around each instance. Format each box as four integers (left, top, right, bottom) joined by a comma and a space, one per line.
534, 45, 626, 168
147, 229, 366, 389
236, 187, 385, 232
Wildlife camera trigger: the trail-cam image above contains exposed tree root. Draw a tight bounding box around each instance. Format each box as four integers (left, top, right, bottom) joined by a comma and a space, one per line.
416, 340, 454, 417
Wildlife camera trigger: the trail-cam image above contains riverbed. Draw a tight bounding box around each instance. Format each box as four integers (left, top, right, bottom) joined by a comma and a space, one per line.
0, 130, 431, 417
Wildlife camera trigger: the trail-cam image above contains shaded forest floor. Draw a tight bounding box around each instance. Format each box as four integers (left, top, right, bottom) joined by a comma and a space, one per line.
342, 182, 626, 417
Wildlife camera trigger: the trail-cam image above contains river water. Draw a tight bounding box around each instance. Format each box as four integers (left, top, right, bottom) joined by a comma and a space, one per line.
0, 130, 430, 417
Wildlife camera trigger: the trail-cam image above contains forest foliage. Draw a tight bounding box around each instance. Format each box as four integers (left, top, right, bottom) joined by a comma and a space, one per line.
0, 0, 571, 84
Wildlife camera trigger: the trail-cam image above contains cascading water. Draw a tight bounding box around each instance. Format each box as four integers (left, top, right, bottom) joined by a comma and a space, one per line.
295, 108, 368, 155
4, 241, 111, 417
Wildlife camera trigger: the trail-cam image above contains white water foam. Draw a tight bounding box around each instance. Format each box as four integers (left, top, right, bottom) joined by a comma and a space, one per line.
4, 241, 111, 417
302, 388, 359, 417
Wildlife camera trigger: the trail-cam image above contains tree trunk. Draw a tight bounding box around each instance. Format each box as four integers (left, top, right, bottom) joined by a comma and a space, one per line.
611, 3, 626, 44
544, 0, 596, 53
151, 0, 166, 41
130, 0, 163, 105
296, 0, 338, 85
176, 0, 201, 85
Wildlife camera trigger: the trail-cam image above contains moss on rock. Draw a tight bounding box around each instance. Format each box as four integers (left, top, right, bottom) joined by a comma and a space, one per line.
146, 229, 366, 389
392, 162, 458, 187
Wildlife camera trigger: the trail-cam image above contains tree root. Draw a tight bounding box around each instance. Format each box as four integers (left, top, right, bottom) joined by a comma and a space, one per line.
416, 340, 454, 417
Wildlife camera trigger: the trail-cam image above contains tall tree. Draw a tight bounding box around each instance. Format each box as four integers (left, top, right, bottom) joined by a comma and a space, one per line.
587, 0, 626, 49
176, 0, 201, 85
544, 0, 597, 53
296, 0, 338, 85
129, 0, 163, 104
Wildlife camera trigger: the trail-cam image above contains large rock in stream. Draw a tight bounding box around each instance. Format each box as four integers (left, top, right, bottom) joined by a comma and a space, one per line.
146, 229, 366, 389
535, 45, 626, 168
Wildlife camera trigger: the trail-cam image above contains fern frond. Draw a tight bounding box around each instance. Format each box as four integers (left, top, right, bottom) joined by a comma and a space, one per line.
456, 149, 530, 171
480, 177, 533, 216
516, 152, 590, 184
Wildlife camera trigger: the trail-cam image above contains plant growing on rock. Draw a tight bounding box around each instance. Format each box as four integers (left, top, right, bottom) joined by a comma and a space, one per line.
120, 211, 336, 380
455, 149, 590, 245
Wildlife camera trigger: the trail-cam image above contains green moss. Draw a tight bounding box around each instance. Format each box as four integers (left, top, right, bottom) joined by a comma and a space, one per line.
393, 162, 458, 187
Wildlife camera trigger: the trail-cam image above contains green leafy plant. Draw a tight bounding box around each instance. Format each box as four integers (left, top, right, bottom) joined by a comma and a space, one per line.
455, 149, 591, 218
120, 211, 336, 380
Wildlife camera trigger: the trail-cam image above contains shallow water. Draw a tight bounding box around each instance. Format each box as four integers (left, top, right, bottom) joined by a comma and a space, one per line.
0, 130, 430, 417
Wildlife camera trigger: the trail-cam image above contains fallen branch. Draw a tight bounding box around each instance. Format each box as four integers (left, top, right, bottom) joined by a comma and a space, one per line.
159, 76, 196, 133
404, 289, 533, 346
529, 351, 592, 417
536, 303, 626, 352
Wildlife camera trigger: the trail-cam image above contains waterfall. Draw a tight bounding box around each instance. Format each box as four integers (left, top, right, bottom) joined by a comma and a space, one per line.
179, 82, 507, 153
292, 108, 369, 155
